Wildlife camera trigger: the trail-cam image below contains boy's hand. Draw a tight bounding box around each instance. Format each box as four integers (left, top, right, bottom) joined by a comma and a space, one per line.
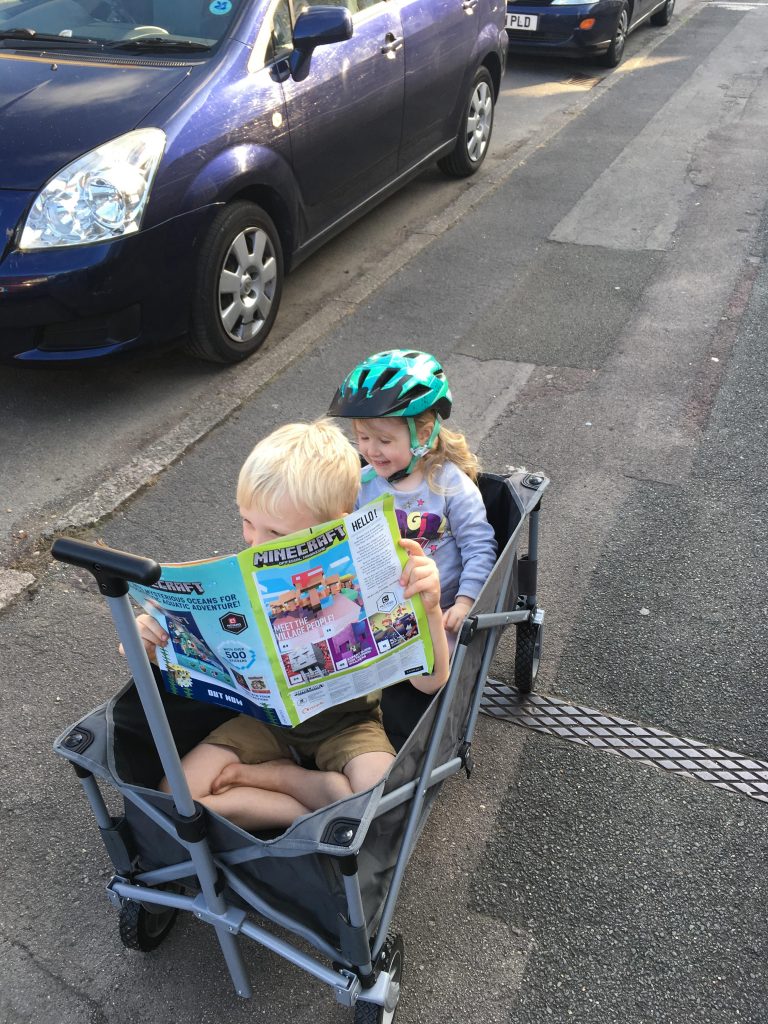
442, 596, 474, 633
399, 538, 441, 613
118, 613, 168, 665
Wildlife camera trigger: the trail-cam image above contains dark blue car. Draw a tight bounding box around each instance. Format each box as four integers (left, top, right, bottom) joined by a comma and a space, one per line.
506, 0, 673, 67
0, 0, 506, 363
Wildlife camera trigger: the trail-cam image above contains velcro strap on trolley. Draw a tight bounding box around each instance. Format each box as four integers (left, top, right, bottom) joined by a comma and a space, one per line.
172, 804, 207, 844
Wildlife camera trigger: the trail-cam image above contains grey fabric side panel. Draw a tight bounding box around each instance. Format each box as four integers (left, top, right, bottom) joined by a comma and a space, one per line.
53, 698, 116, 782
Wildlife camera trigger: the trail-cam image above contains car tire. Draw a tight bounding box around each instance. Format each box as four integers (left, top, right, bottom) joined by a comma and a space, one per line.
650, 0, 674, 25
597, 2, 629, 67
438, 66, 495, 178
186, 200, 284, 364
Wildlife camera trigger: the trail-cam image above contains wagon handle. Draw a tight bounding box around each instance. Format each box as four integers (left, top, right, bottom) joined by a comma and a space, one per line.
52, 537, 161, 596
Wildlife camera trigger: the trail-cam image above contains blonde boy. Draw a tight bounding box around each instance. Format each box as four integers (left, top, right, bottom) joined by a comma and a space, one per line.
133, 419, 449, 832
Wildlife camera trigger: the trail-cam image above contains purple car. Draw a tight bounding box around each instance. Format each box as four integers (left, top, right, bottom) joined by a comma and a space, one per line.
0, 0, 506, 364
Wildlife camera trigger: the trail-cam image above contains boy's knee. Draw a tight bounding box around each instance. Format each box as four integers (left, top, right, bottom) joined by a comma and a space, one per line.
344, 750, 395, 792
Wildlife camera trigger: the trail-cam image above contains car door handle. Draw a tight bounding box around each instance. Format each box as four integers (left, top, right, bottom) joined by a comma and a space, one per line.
462, 0, 478, 9
381, 33, 403, 55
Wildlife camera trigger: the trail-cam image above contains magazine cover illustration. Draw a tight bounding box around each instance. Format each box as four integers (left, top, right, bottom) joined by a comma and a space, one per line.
128, 496, 434, 727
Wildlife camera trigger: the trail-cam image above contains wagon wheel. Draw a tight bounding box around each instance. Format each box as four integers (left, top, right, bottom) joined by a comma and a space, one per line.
354, 934, 404, 1024
118, 886, 179, 951
514, 617, 543, 694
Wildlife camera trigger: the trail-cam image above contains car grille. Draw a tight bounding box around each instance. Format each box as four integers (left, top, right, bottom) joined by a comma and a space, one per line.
508, 0, 553, 6
507, 26, 571, 40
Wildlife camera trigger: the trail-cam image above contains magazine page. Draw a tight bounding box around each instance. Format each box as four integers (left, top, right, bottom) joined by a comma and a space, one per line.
127, 496, 434, 727
237, 495, 434, 725
128, 556, 293, 725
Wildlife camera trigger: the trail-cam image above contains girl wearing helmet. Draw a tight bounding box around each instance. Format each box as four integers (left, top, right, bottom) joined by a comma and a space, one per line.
329, 349, 497, 640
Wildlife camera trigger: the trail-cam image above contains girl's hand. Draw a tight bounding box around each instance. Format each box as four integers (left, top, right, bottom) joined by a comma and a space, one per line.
399, 538, 450, 692
442, 596, 474, 633
118, 613, 168, 664
398, 538, 441, 613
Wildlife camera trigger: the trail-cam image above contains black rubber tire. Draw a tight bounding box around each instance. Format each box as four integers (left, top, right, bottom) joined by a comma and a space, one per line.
597, 3, 629, 67
514, 618, 542, 695
118, 897, 178, 952
438, 67, 495, 178
186, 200, 284, 364
650, 0, 674, 25
353, 934, 404, 1024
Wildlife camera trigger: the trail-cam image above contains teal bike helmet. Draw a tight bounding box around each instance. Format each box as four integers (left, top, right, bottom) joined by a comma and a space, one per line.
329, 349, 452, 481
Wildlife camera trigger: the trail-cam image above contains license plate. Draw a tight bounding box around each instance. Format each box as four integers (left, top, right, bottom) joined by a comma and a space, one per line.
506, 12, 539, 29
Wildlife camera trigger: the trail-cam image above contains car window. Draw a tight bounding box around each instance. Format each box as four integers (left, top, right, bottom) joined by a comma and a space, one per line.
0, 0, 245, 45
261, 0, 378, 67
295, 0, 362, 16
268, 0, 293, 59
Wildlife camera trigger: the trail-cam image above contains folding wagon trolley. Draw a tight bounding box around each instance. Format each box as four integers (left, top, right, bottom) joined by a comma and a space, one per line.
52, 469, 548, 1021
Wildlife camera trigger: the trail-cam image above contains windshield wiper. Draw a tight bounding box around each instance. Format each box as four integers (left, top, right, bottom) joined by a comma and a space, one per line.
0, 28, 102, 47
106, 36, 210, 52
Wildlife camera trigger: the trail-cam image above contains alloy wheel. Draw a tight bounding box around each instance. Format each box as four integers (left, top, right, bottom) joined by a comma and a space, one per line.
615, 8, 628, 59
466, 80, 493, 164
218, 227, 278, 344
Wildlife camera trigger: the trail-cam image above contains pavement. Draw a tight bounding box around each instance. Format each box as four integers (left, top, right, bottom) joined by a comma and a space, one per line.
1, 3, 767, 1022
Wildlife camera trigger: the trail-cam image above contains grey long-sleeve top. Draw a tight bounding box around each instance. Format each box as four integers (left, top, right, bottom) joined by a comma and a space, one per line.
355, 461, 497, 609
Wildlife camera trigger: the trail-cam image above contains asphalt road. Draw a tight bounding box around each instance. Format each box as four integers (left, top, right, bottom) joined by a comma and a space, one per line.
2, 3, 768, 1023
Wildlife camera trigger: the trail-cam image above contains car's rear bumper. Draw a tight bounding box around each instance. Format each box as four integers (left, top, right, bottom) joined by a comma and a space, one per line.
0, 204, 218, 363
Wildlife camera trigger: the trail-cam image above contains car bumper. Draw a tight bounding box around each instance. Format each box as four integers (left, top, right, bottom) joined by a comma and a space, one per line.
505, 1, 621, 55
0, 203, 219, 363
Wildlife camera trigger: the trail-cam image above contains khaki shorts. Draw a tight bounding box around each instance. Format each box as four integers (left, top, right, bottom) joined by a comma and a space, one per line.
203, 713, 395, 775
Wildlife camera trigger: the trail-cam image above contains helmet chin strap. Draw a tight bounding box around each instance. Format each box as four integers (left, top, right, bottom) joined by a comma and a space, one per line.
382, 416, 442, 484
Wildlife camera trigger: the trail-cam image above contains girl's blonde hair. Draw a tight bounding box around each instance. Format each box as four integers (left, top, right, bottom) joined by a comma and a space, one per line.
413, 411, 480, 490
352, 413, 479, 490
237, 419, 359, 522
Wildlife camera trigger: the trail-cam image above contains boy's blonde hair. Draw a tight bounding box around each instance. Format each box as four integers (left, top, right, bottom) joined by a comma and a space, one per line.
237, 419, 360, 522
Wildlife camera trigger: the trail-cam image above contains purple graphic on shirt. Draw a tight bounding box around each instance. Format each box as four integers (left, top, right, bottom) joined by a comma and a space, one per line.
395, 509, 447, 548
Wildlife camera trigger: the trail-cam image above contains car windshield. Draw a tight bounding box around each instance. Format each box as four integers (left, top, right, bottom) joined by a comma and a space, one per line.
0, 0, 244, 49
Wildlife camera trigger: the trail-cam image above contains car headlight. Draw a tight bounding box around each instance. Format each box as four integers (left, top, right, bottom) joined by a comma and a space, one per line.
19, 128, 166, 251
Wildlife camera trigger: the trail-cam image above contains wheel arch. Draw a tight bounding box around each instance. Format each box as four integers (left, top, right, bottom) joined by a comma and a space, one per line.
180, 144, 301, 269
481, 50, 503, 100
224, 183, 296, 269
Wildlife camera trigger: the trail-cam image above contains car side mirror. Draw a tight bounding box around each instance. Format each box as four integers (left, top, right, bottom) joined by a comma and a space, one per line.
289, 5, 353, 82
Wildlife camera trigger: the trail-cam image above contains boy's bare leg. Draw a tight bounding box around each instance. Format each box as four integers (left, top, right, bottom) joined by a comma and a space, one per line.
159, 743, 310, 830
158, 741, 239, 798
212, 759, 353, 809
344, 751, 395, 793
198, 788, 310, 831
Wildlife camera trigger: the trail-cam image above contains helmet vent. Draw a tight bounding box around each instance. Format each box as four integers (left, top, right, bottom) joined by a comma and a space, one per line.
377, 367, 400, 388
404, 383, 431, 401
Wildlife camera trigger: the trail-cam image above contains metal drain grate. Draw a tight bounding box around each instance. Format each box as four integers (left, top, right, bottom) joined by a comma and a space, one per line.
481, 680, 768, 803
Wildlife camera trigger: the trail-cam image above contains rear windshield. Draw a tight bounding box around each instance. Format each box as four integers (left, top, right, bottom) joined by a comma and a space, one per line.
0, 0, 245, 47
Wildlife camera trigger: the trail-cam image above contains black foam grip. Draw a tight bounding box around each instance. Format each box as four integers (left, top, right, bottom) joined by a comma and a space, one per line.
52, 538, 161, 596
